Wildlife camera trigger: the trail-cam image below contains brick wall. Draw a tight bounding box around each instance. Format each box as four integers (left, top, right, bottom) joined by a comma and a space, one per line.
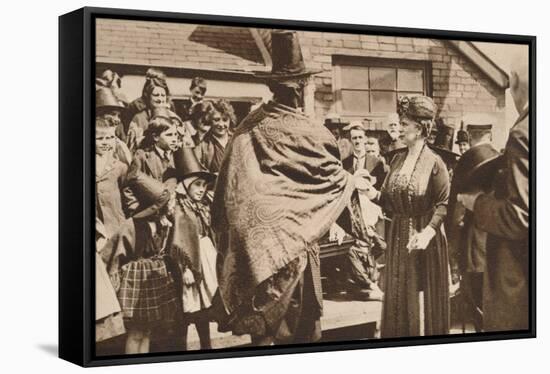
296, 31, 507, 145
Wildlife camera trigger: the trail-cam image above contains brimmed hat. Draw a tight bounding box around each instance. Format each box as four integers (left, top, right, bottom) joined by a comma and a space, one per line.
430, 119, 460, 161
151, 107, 183, 125
467, 124, 493, 132
96, 87, 125, 112
343, 120, 366, 133
254, 31, 322, 80
130, 173, 171, 219
455, 130, 470, 144
173, 147, 216, 184
453, 143, 503, 193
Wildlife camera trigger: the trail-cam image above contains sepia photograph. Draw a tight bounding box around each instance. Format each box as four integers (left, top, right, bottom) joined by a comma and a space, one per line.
89, 13, 532, 360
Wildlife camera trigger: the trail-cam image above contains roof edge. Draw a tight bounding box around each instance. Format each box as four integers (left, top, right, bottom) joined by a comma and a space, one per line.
447, 40, 509, 89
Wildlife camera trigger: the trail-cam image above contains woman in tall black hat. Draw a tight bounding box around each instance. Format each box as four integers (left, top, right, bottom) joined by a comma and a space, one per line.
211, 30, 372, 346
365, 94, 451, 338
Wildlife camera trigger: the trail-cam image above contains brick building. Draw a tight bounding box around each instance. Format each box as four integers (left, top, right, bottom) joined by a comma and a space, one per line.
96, 19, 511, 148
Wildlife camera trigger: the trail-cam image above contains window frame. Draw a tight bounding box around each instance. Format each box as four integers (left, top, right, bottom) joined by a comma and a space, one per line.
332, 55, 433, 126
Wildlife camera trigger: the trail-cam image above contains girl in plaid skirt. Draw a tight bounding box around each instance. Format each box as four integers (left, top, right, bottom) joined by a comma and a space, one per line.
119, 117, 181, 354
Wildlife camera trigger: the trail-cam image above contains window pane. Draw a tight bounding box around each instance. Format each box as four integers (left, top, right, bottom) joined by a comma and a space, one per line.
398, 69, 424, 92
369, 68, 396, 90
341, 65, 369, 89
341, 90, 370, 113
371, 91, 397, 112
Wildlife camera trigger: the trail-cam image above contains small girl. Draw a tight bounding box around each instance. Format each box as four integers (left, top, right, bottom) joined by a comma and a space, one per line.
168, 147, 218, 350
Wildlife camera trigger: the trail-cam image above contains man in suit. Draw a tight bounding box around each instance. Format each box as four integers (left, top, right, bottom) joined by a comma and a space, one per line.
340, 122, 386, 300
458, 56, 530, 332
342, 122, 388, 191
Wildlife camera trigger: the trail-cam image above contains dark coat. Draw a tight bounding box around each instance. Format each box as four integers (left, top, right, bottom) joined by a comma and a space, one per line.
342, 153, 388, 191
473, 108, 530, 332
123, 147, 177, 216
193, 131, 229, 174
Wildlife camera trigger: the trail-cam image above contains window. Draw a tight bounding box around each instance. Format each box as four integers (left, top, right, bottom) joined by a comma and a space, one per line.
334, 56, 431, 119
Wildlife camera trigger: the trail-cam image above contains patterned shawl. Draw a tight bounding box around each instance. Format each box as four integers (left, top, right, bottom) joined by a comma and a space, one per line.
212, 102, 355, 313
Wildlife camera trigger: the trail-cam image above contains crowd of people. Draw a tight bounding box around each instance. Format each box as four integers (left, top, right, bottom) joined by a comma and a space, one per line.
95, 30, 530, 354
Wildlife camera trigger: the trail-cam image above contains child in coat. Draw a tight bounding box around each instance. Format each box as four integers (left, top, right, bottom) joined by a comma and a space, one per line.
95, 117, 128, 343
118, 116, 181, 354
168, 147, 218, 350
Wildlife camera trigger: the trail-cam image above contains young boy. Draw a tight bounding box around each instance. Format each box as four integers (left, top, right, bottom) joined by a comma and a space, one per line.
95, 117, 128, 344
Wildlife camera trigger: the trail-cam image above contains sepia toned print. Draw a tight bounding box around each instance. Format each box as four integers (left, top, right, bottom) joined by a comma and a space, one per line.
94, 18, 530, 355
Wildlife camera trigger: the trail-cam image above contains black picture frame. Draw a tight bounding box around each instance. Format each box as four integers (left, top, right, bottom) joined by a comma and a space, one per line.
59, 6, 536, 367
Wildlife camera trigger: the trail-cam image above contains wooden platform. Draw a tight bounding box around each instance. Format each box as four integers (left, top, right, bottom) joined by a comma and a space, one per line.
184, 296, 382, 350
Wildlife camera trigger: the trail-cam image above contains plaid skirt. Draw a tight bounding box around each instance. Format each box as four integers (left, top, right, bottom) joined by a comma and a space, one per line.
118, 256, 179, 326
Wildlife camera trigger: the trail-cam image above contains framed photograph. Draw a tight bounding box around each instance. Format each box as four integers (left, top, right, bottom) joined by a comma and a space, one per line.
59, 6, 536, 367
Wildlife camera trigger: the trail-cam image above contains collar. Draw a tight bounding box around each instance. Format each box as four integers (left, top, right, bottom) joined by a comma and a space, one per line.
155, 145, 171, 161
353, 151, 366, 159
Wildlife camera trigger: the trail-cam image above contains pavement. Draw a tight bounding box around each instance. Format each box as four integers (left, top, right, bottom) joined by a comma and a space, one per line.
184, 295, 383, 350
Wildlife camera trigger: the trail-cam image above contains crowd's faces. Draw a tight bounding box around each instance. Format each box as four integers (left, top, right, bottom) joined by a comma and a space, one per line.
427, 130, 437, 145
156, 124, 179, 152
350, 129, 367, 154
102, 109, 122, 127
96, 127, 116, 157
187, 178, 208, 202
365, 137, 380, 157
149, 86, 168, 109
211, 110, 230, 137
190, 86, 205, 103
328, 127, 340, 140
400, 116, 423, 146
196, 117, 211, 134
387, 121, 402, 140
457, 141, 470, 155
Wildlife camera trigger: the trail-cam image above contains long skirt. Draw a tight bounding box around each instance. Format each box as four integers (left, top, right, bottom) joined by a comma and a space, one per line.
381, 214, 450, 338
181, 236, 219, 313
118, 256, 179, 327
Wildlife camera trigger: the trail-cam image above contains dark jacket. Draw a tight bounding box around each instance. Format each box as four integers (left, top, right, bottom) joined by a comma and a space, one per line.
473, 108, 530, 332
342, 152, 388, 191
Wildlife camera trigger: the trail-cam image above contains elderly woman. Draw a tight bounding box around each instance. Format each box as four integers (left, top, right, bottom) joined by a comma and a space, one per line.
126, 77, 172, 152
367, 95, 451, 338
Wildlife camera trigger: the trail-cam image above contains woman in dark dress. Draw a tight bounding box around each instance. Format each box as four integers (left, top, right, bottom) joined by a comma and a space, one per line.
367, 95, 451, 337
